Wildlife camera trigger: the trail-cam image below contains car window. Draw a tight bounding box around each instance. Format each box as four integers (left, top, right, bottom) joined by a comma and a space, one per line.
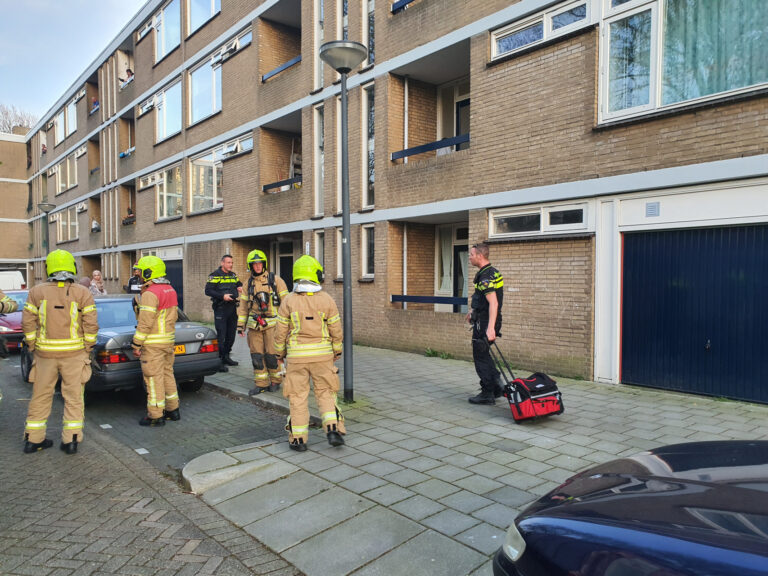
95, 300, 137, 329
7, 292, 27, 308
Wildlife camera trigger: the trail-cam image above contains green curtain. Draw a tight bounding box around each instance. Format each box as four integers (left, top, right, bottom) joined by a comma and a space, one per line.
662, 0, 768, 105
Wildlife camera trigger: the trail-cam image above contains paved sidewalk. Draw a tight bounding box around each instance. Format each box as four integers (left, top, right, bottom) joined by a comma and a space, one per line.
188, 337, 768, 576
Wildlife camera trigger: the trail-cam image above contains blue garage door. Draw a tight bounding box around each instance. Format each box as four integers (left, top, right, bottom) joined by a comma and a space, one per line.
622, 225, 768, 403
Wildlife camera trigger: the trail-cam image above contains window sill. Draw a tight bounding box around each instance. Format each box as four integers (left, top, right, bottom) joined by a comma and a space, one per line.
359, 63, 374, 74
186, 10, 220, 42
358, 276, 374, 283
486, 231, 594, 245
55, 184, 78, 196
56, 238, 79, 245
188, 109, 222, 130
155, 215, 183, 224
220, 148, 252, 163
154, 130, 182, 146
595, 86, 768, 131
153, 44, 180, 68
122, 217, 136, 226
333, 277, 344, 284
310, 214, 324, 220
187, 205, 223, 217
309, 87, 324, 96
359, 206, 374, 214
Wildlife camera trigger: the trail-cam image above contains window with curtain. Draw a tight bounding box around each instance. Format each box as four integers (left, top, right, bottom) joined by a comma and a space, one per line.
438, 226, 452, 292
603, 0, 768, 120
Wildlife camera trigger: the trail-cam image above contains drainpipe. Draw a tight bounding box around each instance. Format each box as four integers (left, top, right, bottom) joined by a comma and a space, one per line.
404, 76, 409, 164
403, 223, 407, 310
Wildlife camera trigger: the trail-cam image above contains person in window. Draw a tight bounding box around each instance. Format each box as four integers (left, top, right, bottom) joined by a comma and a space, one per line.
91, 219, 101, 233
41, 144, 47, 155
89, 270, 107, 296
466, 243, 504, 405
91, 97, 99, 110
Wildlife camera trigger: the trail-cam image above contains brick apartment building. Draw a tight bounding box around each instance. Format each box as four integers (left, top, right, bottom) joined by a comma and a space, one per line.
7, 0, 768, 402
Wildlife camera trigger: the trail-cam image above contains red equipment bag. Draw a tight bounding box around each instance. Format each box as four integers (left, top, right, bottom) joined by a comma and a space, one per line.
487, 340, 564, 423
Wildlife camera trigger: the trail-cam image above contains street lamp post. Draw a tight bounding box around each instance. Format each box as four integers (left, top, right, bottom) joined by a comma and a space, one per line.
37, 202, 56, 255
319, 40, 368, 403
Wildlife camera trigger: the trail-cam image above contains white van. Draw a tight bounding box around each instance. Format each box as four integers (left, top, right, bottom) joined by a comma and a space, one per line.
0, 270, 26, 290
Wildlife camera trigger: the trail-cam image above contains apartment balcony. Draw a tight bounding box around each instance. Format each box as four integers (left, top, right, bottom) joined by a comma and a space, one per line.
260, 111, 303, 196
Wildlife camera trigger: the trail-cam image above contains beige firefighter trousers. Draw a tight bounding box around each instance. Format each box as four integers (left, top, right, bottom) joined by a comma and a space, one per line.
25, 351, 91, 444
247, 326, 282, 390
140, 346, 179, 419
283, 360, 345, 443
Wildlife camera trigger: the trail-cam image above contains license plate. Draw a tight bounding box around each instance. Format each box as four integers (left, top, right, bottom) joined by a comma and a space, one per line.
174, 344, 186, 355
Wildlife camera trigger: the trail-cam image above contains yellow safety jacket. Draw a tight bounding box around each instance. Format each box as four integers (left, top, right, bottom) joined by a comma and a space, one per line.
132, 281, 178, 349
237, 271, 289, 332
274, 290, 342, 363
22, 281, 98, 357
0, 289, 18, 314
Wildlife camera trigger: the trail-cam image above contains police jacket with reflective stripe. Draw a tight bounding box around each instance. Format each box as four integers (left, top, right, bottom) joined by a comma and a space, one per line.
22, 281, 98, 358
205, 267, 242, 310
471, 264, 504, 329
132, 281, 178, 349
237, 272, 289, 331
273, 290, 342, 363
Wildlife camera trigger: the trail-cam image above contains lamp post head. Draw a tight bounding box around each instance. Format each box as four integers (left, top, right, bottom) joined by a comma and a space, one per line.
37, 202, 56, 214
319, 40, 368, 74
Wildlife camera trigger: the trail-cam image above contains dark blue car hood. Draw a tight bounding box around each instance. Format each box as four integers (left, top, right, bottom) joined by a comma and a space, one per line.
521, 441, 768, 561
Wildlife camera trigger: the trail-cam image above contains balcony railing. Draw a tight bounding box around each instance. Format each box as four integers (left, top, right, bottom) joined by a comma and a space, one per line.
262, 176, 302, 194
262, 55, 302, 83
390, 134, 469, 162
391, 0, 417, 13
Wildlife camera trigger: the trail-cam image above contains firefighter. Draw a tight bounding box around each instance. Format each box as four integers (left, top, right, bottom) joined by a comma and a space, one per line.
131, 256, 179, 426
237, 249, 288, 395
273, 255, 344, 452
22, 250, 98, 454
205, 254, 242, 372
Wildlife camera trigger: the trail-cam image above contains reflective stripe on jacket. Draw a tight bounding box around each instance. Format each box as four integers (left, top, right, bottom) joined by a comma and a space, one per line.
22, 281, 99, 358
273, 291, 342, 363
0, 290, 18, 314
132, 282, 178, 349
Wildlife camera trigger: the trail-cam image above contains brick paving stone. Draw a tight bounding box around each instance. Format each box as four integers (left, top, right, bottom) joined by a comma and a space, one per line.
390, 496, 446, 522
438, 491, 495, 514
422, 509, 480, 537
410, 479, 461, 500
361, 483, 415, 506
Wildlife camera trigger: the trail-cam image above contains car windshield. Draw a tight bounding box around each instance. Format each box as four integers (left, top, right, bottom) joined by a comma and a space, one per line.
94, 299, 188, 329
6, 292, 27, 308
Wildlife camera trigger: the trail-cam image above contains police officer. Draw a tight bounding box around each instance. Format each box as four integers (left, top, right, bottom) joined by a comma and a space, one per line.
237, 249, 288, 395
273, 256, 344, 452
22, 250, 98, 454
466, 243, 504, 405
131, 256, 180, 426
205, 254, 242, 372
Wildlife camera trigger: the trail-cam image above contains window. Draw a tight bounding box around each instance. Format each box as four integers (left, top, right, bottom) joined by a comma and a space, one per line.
314, 0, 324, 89
156, 165, 183, 219
601, 0, 768, 121
189, 57, 222, 124
66, 100, 77, 137
215, 27, 252, 63
489, 203, 588, 237
55, 155, 78, 194
188, 0, 220, 35
336, 228, 343, 278
339, 0, 349, 40
365, 0, 375, 65
335, 97, 342, 213
362, 84, 375, 206
57, 206, 79, 243
155, 81, 182, 142
362, 225, 374, 277
491, 0, 589, 59
55, 109, 65, 145
438, 81, 470, 153
314, 105, 325, 215
155, 0, 181, 62
53, 100, 78, 146
188, 134, 251, 213
314, 230, 325, 270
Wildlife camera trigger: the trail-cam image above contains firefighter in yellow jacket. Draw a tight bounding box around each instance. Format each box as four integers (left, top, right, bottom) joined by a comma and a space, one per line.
237, 249, 289, 395
131, 256, 179, 427
22, 250, 98, 454
273, 255, 345, 452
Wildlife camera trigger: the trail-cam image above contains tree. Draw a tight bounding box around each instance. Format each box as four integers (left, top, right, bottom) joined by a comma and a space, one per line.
0, 104, 38, 133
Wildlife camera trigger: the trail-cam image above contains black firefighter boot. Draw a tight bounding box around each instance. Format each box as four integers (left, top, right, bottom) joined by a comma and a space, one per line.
327, 424, 345, 447
289, 438, 307, 452
23, 434, 53, 454
60, 433, 78, 455
164, 408, 181, 421
139, 415, 166, 427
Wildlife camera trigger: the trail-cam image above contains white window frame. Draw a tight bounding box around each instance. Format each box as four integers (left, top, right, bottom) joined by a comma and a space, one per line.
155, 0, 181, 63
188, 0, 221, 36
66, 100, 77, 137
361, 83, 375, 208
189, 152, 222, 213
189, 56, 222, 126
361, 224, 375, 278
489, 202, 590, 238
155, 81, 182, 142
491, 0, 592, 60
154, 164, 183, 220
56, 206, 79, 243
55, 154, 78, 195
314, 230, 325, 271
54, 110, 65, 145
314, 0, 325, 90
363, 0, 375, 66
336, 227, 343, 279
335, 97, 342, 213
314, 104, 325, 216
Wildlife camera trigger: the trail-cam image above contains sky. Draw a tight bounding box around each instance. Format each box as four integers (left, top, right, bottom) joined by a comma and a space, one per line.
0, 0, 148, 122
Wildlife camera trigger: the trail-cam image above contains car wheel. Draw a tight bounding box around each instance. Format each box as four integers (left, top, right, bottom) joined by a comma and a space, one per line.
182, 377, 204, 392
20, 344, 32, 383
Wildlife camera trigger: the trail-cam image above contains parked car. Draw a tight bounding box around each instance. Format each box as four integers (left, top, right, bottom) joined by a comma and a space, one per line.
0, 290, 28, 351
21, 295, 220, 392
493, 441, 768, 576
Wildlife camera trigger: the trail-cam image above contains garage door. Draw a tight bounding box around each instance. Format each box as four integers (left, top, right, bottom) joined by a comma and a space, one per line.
621, 225, 768, 403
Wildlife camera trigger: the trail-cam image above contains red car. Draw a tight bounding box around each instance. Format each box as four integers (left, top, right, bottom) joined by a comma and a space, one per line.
0, 290, 27, 351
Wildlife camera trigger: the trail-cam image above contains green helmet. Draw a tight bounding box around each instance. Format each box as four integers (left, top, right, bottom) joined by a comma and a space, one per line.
135, 255, 166, 282
293, 255, 324, 283
247, 249, 268, 273
46, 249, 77, 277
